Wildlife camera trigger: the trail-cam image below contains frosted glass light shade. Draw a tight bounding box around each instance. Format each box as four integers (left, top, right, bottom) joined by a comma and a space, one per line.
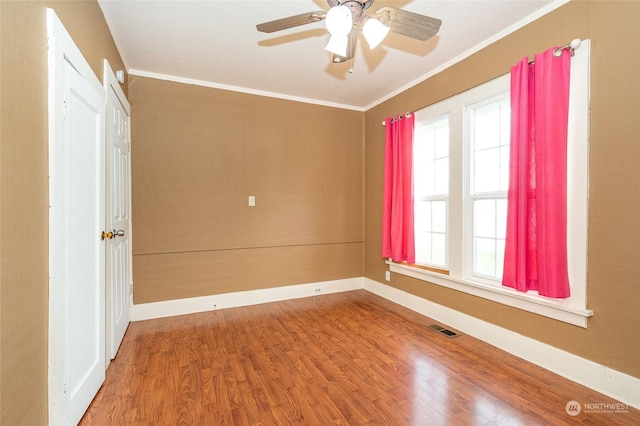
325, 34, 349, 57
362, 18, 390, 49
325, 5, 352, 36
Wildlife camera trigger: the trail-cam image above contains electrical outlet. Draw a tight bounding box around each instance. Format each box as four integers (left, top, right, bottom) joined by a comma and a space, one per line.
385, 271, 391, 281
248, 195, 256, 207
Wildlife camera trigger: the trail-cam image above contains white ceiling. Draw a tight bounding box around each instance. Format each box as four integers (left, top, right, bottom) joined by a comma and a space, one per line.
98, 0, 566, 111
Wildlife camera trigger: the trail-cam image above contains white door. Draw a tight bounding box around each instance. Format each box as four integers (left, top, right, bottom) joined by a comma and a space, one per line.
48, 10, 106, 426
59, 59, 106, 426
105, 62, 132, 360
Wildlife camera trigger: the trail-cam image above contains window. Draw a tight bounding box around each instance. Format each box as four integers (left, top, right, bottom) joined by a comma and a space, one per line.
468, 96, 509, 282
414, 116, 449, 269
411, 80, 511, 282
389, 40, 592, 327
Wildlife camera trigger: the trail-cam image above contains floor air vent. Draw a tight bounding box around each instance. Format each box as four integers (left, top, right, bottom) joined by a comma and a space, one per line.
428, 324, 460, 338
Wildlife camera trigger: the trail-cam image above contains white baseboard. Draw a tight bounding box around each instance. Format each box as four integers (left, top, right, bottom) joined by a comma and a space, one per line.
364, 278, 640, 410
130, 277, 365, 321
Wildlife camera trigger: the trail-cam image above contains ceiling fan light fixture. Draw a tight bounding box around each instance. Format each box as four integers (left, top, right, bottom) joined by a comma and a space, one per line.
325, 5, 353, 36
325, 34, 349, 57
362, 18, 390, 49
256, 0, 442, 65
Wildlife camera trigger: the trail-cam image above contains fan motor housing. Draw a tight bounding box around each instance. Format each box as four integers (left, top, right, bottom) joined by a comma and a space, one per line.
327, 0, 372, 23
328, 0, 374, 8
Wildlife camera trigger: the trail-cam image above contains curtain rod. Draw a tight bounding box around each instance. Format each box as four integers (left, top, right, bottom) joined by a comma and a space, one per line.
380, 38, 582, 127
381, 111, 412, 126
553, 38, 582, 57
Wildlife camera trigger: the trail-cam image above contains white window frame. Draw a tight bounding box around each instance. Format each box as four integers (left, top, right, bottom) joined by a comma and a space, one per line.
389, 40, 593, 327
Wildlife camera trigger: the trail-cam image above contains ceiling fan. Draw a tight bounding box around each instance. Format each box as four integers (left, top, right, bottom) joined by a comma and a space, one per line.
256, 0, 442, 64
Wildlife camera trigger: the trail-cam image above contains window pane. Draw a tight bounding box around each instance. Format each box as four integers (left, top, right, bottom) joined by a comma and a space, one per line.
432, 233, 446, 266
496, 199, 507, 240
415, 199, 447, 268
415, 115, 449, 197
424, 165, 435, 196
432, 201, 446, 233
472, 198, 507, 280
473, 102, 501, 150
415, 231, 446, 268
435, 121, 449, 158
500, 145, 510, 191
434, 158, 449, 194
415, 231, 431, 262
475, 237, 496, 277
474, 148, 500, 193
495, 239, 505, 279
423, 132, 435, 161
414, 164, 429, 198
471, 96, 510, 195
415, 201, 432, 232
500, 99, 510, 145
474, 199, 496, 238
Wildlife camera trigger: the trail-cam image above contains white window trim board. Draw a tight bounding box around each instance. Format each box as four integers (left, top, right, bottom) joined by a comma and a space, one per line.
387, 260, 593, 327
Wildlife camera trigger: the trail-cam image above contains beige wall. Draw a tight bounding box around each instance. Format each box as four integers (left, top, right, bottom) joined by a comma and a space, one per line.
364, 1, 640, 379
0, 1, 125, 424
2, 0, 639, 423
130, 77, 364, 303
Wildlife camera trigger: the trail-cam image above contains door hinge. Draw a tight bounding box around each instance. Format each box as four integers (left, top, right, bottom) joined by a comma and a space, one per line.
62, 93, 67, 118
129, 283, 133, 294
63, 376, 67, 403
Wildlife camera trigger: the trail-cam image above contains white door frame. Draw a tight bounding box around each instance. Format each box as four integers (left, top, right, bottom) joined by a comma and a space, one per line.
47, 9, 106, 425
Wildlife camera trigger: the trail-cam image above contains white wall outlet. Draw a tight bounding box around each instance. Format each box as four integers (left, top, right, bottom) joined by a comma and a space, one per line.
385, 271, 391, 281
248, 195, 255, 206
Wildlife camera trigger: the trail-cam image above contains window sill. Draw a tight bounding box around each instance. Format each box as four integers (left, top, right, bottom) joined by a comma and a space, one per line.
386, 261, 593, 328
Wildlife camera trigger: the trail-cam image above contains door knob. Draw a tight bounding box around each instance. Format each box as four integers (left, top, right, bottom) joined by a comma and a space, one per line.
113, 229, 125, 237
101, 231, 114, 240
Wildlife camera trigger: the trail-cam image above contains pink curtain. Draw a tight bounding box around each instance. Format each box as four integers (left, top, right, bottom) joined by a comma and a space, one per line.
502, 48, 571, 298
382, 114, 415, 264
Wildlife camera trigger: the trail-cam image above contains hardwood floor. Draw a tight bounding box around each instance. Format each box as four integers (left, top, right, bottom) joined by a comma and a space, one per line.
80, 290, 640, 425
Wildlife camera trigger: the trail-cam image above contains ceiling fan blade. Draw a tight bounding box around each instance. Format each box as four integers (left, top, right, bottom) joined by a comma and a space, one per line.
374, 7, 441, 41
256, 11, 326, 33
332, 29, 357, 63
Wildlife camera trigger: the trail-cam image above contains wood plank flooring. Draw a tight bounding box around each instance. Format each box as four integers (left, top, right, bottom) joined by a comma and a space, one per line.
80, 290, 640, 425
